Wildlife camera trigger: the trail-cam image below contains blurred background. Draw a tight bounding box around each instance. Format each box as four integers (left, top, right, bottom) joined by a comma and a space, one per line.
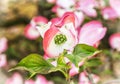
0, 0, 120, 84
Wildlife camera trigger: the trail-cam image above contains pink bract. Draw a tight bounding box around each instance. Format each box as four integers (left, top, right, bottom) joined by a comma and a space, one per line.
109, 33, 120, 51
78, 20, 107, 46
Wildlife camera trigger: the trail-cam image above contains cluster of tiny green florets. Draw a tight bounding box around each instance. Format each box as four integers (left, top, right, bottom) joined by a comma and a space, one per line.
54, 34, 67, 45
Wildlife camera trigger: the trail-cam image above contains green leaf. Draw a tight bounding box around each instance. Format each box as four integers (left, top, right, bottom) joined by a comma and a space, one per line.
79, 58, 102, 72
65, 54, 80, 67
65, 44, 101, 67
84, 58, 102, 68
73, 44, 97, 56
9, 54, 55, 74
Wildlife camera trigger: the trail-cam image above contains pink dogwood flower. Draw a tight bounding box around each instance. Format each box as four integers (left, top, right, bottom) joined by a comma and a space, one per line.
78, 20, 107, 46
0, 37, 8, 54
6, 73, 23, 84
24, 16, 48, 40
109, 33, 120, 51
43, 12, 77, 57
79, 71, 100, 84
0, 54, 7, 67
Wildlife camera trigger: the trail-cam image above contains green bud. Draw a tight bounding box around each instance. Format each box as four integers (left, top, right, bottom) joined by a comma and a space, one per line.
54, 34, 67, 45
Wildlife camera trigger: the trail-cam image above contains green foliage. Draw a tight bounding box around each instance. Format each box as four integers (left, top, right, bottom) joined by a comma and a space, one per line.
9, 54, 57, 75
9, 53, 71, 78
84, 58, 102, 68
79, 58, 102, 72
65, 44, 101, 67
10, 44, 102, 79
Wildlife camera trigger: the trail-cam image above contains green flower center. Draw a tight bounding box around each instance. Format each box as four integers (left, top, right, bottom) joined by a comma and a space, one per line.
54, 34, 67, 45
